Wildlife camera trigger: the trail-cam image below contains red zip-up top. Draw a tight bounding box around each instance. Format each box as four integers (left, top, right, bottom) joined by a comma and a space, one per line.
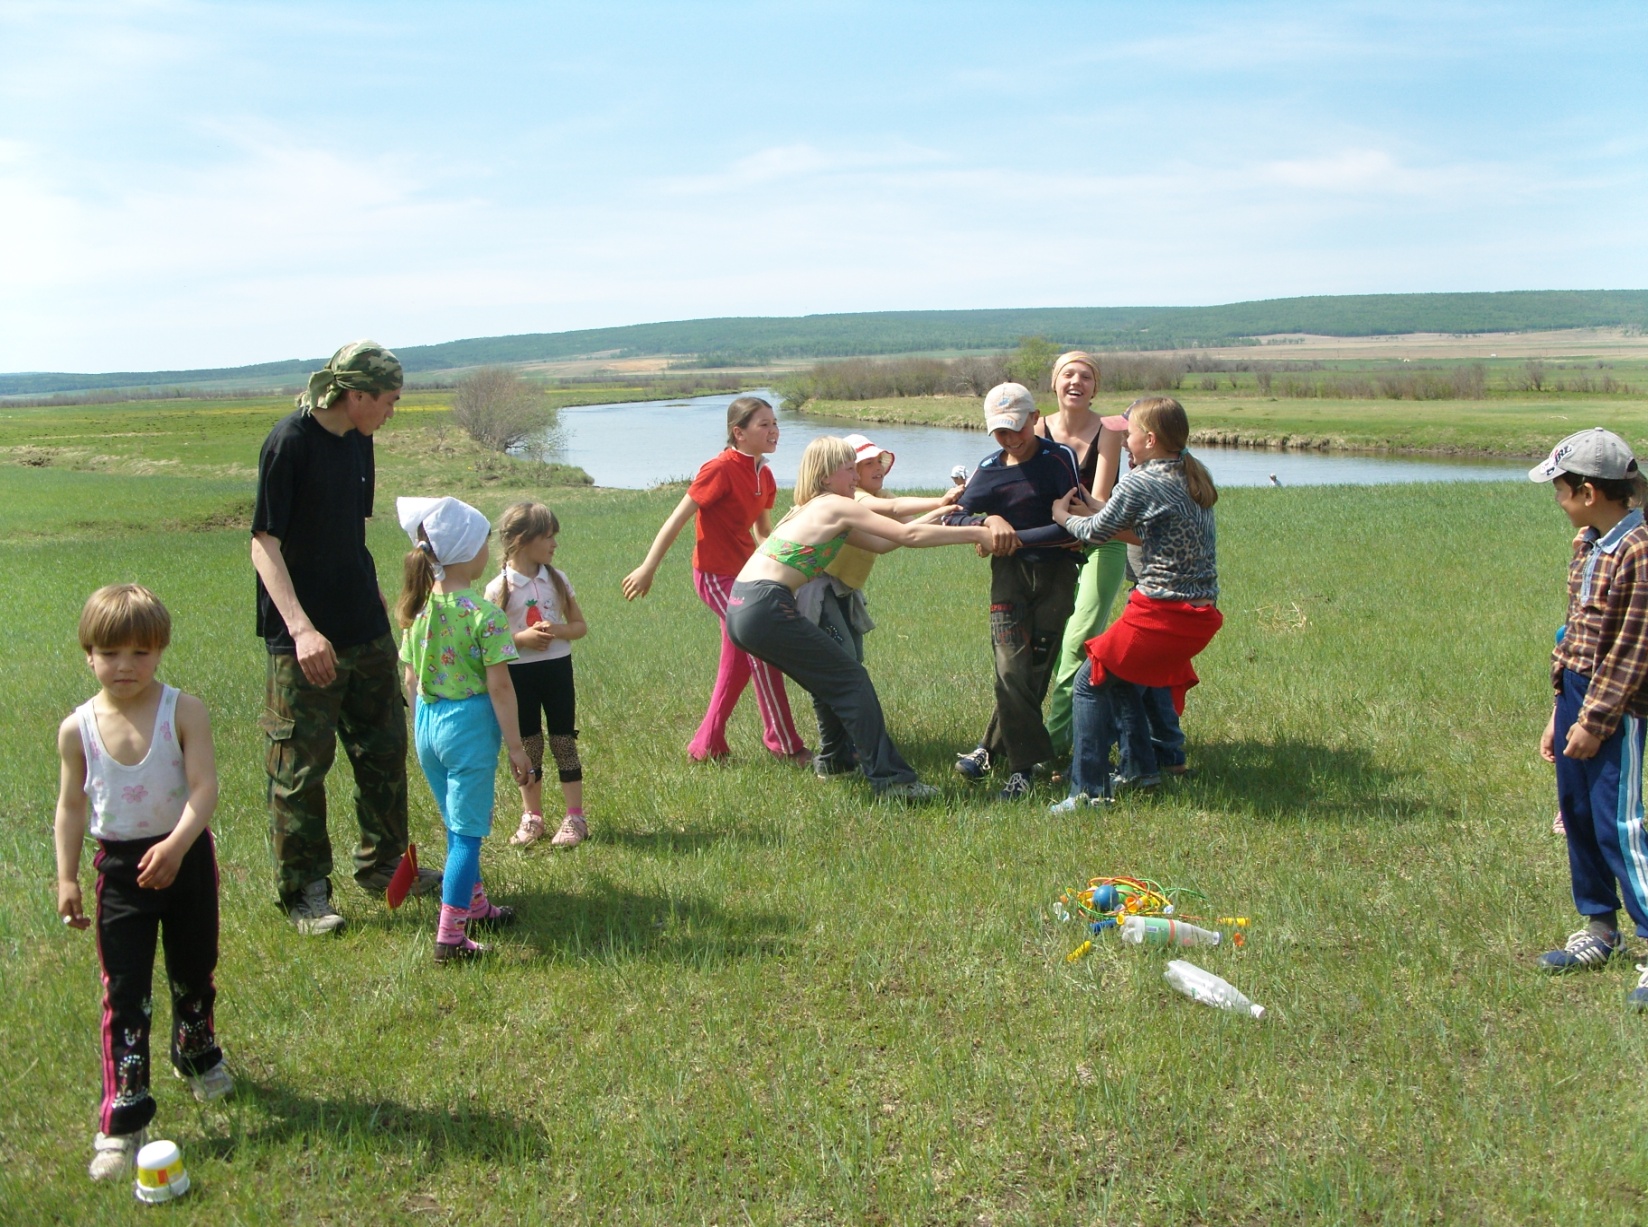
687, 447, 776, 575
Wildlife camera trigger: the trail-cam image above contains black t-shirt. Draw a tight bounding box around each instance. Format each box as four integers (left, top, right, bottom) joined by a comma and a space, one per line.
252, 410, 390, 653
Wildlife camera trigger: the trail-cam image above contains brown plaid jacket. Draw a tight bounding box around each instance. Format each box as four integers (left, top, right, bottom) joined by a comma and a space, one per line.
1553, 511, 1648, 738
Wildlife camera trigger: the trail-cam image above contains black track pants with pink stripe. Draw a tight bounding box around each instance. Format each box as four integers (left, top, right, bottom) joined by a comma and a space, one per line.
93, 832, 222, 1135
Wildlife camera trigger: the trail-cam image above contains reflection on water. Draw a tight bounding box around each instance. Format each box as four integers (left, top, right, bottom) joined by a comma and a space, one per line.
547, 389, 1529, 489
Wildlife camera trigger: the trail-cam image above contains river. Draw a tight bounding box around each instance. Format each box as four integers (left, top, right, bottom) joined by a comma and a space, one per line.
547, 389, 1529, 489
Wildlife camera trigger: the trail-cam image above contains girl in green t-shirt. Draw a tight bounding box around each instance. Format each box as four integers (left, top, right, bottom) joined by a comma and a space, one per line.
395, 496, 533, 964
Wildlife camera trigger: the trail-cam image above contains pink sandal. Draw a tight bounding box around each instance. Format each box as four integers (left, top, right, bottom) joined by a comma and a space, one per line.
510, 812, 545, 847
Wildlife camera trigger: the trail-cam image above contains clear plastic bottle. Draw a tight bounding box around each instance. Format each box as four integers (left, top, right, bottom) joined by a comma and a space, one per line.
1118, 915, 1221, 947
1163, 959, 1265, 1018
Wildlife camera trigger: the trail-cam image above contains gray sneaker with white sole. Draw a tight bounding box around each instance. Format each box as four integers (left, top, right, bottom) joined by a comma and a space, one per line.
288, 878, 346, 936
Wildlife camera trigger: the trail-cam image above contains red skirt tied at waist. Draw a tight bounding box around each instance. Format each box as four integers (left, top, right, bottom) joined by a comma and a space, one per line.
1085, 589, 1224, 714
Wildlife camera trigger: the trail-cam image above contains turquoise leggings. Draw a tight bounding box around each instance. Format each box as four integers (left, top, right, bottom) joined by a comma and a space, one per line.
1046, 541, 1128, 760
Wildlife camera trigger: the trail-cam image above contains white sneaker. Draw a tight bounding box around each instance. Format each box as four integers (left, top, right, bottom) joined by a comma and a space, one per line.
89, 1129, 145, 1181
177, 1061, 234, 1102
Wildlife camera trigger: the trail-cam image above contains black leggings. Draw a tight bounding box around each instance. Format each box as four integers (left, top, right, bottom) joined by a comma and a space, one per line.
509, 657, 581, 782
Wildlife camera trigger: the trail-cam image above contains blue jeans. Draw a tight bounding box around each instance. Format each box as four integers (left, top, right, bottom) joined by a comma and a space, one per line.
1069, 668, 1157, 799
1140, 685, 1185, 772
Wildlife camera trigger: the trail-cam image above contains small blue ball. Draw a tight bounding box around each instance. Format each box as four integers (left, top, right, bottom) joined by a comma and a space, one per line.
1090, 883, 1119, 912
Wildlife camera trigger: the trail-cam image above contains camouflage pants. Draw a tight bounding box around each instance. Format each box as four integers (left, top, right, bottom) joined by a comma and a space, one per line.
261, 635, 409, 907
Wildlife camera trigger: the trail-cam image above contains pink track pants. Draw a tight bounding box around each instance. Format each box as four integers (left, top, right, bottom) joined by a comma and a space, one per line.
689, 569, 805, 760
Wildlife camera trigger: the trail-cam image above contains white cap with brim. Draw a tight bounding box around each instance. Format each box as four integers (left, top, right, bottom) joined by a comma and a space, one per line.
1529, 427, 1640, 483
843, 432, 894, 473
983, 382, 1037, 432
396, 496, 491, 581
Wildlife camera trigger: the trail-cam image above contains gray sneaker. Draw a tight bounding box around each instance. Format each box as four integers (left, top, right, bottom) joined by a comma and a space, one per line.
288, 879, 346, 936
356, 862, 442, 898
176, 1061, 234, 1102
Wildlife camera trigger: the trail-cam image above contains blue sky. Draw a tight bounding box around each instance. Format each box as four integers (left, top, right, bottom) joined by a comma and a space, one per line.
3, 1, 1646, 372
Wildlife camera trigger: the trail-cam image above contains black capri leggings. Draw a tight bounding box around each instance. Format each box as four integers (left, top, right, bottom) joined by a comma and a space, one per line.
509, 657, 581, 782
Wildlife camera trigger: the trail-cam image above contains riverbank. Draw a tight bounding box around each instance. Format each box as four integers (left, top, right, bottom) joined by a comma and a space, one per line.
799, 392, 1648, 458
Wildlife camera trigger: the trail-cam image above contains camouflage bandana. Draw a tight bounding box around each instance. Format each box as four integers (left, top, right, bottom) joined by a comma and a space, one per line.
296, 340, 404, 414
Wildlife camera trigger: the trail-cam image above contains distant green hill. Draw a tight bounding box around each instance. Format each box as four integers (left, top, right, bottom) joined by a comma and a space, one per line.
6, 290, 1647, 397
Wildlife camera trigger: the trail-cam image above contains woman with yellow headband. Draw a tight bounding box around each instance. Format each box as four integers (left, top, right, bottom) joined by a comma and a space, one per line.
1036, 351, 1129, 760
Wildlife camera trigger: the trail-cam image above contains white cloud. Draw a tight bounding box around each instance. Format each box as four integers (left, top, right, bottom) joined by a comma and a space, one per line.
1256, 148, 1508, 197
660, 141, 949, 195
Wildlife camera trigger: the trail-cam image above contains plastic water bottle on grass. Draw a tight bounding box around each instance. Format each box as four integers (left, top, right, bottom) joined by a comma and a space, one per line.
1118, 915, 1221, 947
1164, 959, 1265, 1018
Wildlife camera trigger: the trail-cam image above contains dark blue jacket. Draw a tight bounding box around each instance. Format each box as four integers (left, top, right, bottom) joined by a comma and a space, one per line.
943, 437, 1081, 564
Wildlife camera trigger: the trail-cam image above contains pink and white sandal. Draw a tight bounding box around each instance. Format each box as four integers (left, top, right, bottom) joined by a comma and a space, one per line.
510, 812, 546, 847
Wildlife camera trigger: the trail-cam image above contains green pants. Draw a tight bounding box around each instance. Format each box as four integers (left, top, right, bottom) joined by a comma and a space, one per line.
1046, 541, 1128, 761
261, 634, 409, 907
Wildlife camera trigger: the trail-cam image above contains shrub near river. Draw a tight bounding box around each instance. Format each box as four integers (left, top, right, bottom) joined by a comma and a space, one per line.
2, 402, 1647, 1222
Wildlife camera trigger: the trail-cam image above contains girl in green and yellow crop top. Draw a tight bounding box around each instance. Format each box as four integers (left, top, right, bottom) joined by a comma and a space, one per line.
723, 436, 999, 799
756, 529, 849, 580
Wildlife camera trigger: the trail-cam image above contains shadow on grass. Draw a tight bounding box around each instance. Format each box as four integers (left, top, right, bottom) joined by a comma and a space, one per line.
596, 824, 774, 856
1184, 737, 1428, 823
197, 1078, 544, 1164
507, 878, 800, 964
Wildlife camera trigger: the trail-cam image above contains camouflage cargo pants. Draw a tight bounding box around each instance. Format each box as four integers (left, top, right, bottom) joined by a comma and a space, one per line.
261, 635, 409, 907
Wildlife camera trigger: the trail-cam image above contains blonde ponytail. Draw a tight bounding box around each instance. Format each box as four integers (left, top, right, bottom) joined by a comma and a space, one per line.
1179, 449, 1219, 510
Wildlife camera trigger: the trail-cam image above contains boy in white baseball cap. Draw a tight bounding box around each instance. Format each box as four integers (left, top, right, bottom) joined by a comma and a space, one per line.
935, 383, 1084, 799
1531, 427, 1648, 1007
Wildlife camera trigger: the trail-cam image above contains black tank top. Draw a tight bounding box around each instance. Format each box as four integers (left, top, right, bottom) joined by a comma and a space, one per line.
1037, 418, 1103, 491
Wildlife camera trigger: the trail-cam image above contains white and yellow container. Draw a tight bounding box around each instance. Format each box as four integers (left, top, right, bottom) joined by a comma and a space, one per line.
133, 1139, 190, 1204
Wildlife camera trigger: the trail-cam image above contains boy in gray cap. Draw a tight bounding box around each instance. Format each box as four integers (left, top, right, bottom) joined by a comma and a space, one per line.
251, 340, 439, 934
1531, 427, 1648, 1008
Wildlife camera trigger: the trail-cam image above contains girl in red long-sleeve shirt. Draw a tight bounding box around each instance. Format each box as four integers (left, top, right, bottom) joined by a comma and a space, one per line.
621, 396, 807, 763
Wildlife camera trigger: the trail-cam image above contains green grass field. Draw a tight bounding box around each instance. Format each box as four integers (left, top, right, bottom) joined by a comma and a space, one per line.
3, 402, 1648, 1223
804, 391, 1648, 459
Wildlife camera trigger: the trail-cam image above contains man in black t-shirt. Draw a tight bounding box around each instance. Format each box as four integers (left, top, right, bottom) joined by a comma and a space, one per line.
939, 382, 1083, 800
251, 340, 437, 934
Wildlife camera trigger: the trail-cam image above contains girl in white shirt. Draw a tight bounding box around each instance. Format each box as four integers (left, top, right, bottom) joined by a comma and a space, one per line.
487, 502, 591, 848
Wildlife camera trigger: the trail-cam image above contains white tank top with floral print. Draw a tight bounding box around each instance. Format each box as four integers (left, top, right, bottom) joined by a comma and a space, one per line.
76, 684, 190, 841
